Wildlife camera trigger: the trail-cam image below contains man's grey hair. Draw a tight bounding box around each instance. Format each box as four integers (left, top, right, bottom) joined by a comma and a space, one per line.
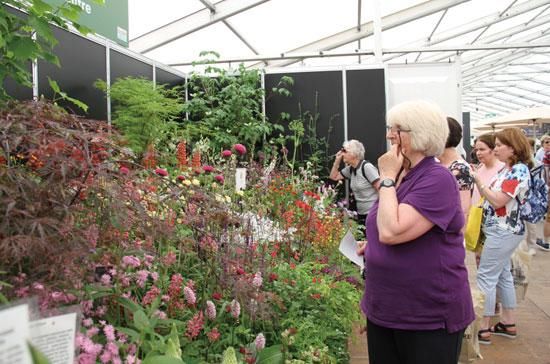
343, 139, 365, 160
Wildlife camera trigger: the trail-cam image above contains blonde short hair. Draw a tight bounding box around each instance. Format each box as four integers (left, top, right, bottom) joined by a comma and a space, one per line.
387, 100, 449, 157
540, 134, 550, 144
343, 139, 365, 160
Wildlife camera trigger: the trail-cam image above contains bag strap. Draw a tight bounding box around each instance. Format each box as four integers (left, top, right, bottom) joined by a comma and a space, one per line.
361, 160, 373, 184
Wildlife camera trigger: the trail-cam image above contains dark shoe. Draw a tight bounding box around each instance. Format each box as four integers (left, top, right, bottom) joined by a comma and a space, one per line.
536, 239, 550, 251
478, 328, 491, 345
490, 322, 517, 339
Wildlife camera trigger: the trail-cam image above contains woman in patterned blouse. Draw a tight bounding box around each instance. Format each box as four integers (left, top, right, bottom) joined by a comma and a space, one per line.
439, 117, 474, 223
472, 128, 532, 345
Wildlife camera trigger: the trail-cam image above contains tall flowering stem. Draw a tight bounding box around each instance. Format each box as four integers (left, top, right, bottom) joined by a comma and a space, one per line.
176, 140, 188, 169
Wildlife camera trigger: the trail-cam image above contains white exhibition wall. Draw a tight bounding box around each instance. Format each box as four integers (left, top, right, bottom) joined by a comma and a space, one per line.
386, 62, 462, 123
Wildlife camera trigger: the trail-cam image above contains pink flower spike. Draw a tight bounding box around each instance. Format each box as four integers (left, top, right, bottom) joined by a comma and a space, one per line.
155, 168, 168, 177
233, 143, 247, 155
214, 175, 225, 184
203, 165, 214, 173
221, 150, 232, 158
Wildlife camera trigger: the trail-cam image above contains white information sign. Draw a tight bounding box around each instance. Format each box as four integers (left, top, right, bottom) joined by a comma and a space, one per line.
30, 313, 77, 364
0, 304, 32, 364
235, 168, 247, 191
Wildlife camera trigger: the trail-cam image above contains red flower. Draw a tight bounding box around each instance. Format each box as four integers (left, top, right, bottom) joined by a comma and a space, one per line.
207, 327, 220, 342
177, 175, 186, 181
119, 166, 130, 175
212, 292, 222, 300
269, 273, 278, 282
155, 168, 168, 177
236, 267, 245, 275
221, 150, 232, 158
203, 165, 214, 173
215, 174, 225, 184
233, 143, 247, 155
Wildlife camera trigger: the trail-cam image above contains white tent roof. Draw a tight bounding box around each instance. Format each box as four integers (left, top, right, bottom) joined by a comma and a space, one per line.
128, 0, 550, 129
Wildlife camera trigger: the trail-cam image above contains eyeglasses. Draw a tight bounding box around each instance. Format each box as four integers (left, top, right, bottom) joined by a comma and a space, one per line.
340, 148, 347, 153
386, 125, 412, 133
544, 140, 550, 144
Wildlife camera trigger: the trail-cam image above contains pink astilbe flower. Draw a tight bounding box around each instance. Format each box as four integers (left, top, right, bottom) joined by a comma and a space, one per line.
143, 254, 154, 267
142, 286, 161, 306
255, 333, 266, 350
230, 299, 241, 318
121, 256, 141, 268
82, 318, 93, 327
100, 274, 111, 286
205, 300, 216, 320
221, 150, 232, 158
185, 311, 204, 339
233, 143, 247, 155
168, 273, 183, 299
252, 272, 263, 288
104, 325, 116, 342
207, 327, 221, 342
154, 168, 168, 177
184, 286, 196, 305
162, 251, 177, 266
153, 310, 167, 320
86, 327, 99, 338
135, 270, 149, 288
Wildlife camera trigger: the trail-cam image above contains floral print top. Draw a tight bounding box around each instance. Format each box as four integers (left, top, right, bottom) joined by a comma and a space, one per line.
482, 163, 530, 235
449, 160, 474, 191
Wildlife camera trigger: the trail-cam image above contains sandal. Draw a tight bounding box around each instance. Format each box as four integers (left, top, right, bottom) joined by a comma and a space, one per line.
490, 322, 517, 339
478, 328, 491, 345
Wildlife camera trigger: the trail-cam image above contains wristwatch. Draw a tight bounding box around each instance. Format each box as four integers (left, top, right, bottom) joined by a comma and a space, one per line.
379, 178, 396, 188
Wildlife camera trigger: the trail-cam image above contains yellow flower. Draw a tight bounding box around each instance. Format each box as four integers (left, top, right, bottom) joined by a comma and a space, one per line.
182, 180, 192, 186
192, 179, 200, 186
236, 190, 244, 196
225, 195, 231, 203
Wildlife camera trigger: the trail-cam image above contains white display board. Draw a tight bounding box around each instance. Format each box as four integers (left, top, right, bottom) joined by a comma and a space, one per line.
387, 62, 462, 123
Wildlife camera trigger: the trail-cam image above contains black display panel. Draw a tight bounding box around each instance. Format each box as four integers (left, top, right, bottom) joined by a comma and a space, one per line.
155, 68, 185, 88
110, 49, 153, 84
3, 65, 33, 100
38, 27, 107, 120
265, 71, 344, 169
463, 112, 472, 161
346, 69, 387, 164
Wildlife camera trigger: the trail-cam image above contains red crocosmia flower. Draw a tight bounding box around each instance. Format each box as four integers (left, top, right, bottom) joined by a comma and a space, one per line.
177, 175, 186, 181
215, 175, 225, 184
233, 143, 247, 155
155, 168, 168, 177
221, 150, 232, 158
212, 292, 222, 300
501, 179, 519, 195
496, 206, 507, 217
119, 166, 129, 175
203, 165, 214, 173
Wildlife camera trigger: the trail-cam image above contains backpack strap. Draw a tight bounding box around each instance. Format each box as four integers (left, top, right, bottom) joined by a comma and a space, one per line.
361, 160, 373, 184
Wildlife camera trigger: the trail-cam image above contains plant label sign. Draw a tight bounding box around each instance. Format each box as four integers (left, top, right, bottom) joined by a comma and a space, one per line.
0, 304, 33, 364
235, 168, 247, 191
30, 312, 77, 364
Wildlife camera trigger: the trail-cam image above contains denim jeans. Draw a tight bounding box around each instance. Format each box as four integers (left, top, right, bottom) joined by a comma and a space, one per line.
477, 225, 523, 316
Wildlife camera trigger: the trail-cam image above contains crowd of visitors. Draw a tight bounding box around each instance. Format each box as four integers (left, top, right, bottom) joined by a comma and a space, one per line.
331, 100, 550, 363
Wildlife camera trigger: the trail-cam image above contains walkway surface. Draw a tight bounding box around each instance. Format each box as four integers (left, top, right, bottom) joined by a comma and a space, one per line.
349, 246, 550, 364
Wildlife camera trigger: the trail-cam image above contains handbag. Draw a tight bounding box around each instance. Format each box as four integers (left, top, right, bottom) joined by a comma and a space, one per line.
465, 197, 485, 252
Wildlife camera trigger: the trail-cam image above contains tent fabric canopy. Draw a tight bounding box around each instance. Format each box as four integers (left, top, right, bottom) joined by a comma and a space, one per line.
128, 0, 550, 130
472, 106, 550, 134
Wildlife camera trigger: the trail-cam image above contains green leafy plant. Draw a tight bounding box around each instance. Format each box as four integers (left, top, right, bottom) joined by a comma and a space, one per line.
0, 0, 97, 100
95, 77, 184, 159
48, 77, 88, 112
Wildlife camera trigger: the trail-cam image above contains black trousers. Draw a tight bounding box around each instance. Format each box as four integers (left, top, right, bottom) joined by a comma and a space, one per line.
357, 214, 367, 239
366, 320, 464, 364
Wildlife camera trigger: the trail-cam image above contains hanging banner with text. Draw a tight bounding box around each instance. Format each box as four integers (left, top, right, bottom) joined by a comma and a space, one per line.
44, 0, 129, 47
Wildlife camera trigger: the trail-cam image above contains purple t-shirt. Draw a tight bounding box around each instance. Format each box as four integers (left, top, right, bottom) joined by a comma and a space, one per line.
361, 157, 474, 333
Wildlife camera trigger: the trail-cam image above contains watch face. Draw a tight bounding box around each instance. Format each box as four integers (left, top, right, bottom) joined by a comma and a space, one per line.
381, 179, 395, 187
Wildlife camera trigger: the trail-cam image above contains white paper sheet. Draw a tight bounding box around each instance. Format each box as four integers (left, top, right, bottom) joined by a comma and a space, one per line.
338, 230, 364, 268
30, 312, 77, 364
0, 304, 33, 364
